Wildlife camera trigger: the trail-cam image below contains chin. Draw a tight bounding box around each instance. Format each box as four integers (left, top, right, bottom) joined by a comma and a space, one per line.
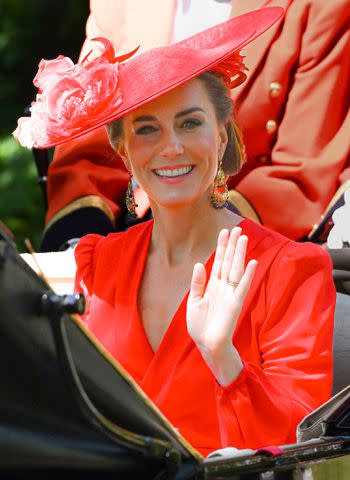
156, 193, 206, 210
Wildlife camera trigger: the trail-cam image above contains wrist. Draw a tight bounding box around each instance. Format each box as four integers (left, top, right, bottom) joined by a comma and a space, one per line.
200, 342, 243, 387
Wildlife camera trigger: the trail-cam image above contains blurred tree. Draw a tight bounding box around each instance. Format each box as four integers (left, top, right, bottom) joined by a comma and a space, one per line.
0, 137, 44, 251
0, 0, 89, 251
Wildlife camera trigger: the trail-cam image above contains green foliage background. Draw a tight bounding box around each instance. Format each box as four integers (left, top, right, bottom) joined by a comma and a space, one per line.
0, 0, 89, 252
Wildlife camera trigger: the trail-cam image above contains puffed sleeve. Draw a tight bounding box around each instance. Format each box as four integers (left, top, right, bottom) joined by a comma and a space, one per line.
73, 233, 105, 322
216, 242, 336, 449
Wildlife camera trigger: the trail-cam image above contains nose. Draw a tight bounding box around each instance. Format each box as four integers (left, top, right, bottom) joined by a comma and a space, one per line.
159, 129, 184, 159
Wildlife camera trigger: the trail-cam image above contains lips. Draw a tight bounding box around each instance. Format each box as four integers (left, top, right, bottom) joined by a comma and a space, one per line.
153, 165, 194, 178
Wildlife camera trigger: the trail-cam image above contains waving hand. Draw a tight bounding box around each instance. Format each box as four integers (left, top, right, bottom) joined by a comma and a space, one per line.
186, 227, 257, 385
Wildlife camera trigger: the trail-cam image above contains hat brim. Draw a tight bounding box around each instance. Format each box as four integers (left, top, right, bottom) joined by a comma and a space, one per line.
35, 6, 285, 149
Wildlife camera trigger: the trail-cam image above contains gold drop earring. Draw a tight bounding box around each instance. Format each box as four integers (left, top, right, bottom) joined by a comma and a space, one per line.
210, 159, 228, 209
125, 173, 138, 218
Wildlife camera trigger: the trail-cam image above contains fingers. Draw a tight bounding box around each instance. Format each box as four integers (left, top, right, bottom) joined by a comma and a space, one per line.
211, 229, 229, 278
211, 226, 255, 290
221, 227, 241, 281
228, 233, 248, 285
188, 262, 207, 300
234, 259, 258, 301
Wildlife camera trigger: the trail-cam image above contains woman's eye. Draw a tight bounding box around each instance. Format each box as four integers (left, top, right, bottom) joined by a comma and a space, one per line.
135, 125, 157, 135
182, 118, 202, 129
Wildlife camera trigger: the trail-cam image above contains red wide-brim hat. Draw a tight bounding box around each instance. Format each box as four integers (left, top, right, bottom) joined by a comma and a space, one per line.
13, 6, 284, 149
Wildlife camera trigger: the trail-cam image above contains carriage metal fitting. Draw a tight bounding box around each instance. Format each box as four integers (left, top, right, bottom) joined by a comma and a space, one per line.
40, 291, 86, 317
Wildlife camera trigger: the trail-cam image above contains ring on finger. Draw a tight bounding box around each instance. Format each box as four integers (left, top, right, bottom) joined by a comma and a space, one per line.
227, 279, 239, 287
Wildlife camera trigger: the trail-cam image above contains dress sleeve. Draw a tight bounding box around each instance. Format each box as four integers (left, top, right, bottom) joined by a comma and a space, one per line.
73, 233, 105, 322
216, 242, 336, 449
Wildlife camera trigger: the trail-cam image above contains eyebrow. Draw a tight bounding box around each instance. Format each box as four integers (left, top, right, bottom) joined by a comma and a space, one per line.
132, 107, 205, 123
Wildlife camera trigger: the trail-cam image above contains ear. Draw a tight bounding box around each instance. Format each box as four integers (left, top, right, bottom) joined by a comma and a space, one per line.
117, 141, 132, 172
218, 124, 228, 160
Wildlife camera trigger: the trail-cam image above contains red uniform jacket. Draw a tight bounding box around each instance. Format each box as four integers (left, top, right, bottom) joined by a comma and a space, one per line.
45, 0, 350, 244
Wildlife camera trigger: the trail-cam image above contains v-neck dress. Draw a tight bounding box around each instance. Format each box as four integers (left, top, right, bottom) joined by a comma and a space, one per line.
74, 218, 335, 456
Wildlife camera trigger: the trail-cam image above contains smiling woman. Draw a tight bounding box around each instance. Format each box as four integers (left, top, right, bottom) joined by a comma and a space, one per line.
106, 71, 244, 177
107, 77, 239, 212
12, 6, 336, 457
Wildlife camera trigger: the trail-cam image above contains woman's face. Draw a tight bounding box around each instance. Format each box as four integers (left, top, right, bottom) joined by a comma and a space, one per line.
117, 78, 228, 209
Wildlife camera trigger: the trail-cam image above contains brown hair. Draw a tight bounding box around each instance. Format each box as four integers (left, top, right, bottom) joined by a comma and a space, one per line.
106, 71, 245, 176
197, 71, 245, 175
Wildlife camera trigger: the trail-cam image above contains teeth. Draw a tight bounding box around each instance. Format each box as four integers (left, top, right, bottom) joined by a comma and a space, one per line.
154, 166, 193, 177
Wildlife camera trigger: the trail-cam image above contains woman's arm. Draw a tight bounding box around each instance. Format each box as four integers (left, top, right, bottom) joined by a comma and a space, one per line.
215, 242, 335, 448
186, 227, 257, 385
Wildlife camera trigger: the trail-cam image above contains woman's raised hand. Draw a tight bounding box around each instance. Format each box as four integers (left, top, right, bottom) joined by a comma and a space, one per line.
186, 227, 257, 385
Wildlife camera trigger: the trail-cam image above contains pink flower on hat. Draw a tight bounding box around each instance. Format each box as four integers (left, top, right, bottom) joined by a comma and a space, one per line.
13, 38, 124, 148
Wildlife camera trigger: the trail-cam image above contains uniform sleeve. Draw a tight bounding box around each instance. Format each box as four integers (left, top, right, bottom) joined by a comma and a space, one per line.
234, 1, 350, 240
46, 127, 129, 228
216, 242, 336, 449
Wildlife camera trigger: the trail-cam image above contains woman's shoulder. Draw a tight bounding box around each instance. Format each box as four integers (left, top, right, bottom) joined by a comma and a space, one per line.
242, 220, 334, 309
75, 219, 153, 258
242, 218, 332, 266
74, 231, 123, 265
74, 220, 153, 290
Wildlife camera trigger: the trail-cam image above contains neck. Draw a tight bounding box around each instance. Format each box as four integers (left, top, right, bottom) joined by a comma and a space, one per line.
149, 194, 242, 266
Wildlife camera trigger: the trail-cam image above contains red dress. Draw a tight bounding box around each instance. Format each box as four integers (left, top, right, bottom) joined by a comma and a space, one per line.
74, 218, 335, 457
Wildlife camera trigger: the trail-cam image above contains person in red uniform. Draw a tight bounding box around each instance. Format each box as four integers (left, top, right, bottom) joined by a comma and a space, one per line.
13, 8, 335, 455
39, 0, 350, 251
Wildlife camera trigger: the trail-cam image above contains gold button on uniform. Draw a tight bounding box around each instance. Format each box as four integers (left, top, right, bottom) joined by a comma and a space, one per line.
269, 81, 282, 98
266, 119, 278, 134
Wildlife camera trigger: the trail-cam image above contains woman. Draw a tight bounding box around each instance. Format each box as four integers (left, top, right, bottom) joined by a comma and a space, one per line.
40, 0, 350, 252
13, 7, 335, 456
